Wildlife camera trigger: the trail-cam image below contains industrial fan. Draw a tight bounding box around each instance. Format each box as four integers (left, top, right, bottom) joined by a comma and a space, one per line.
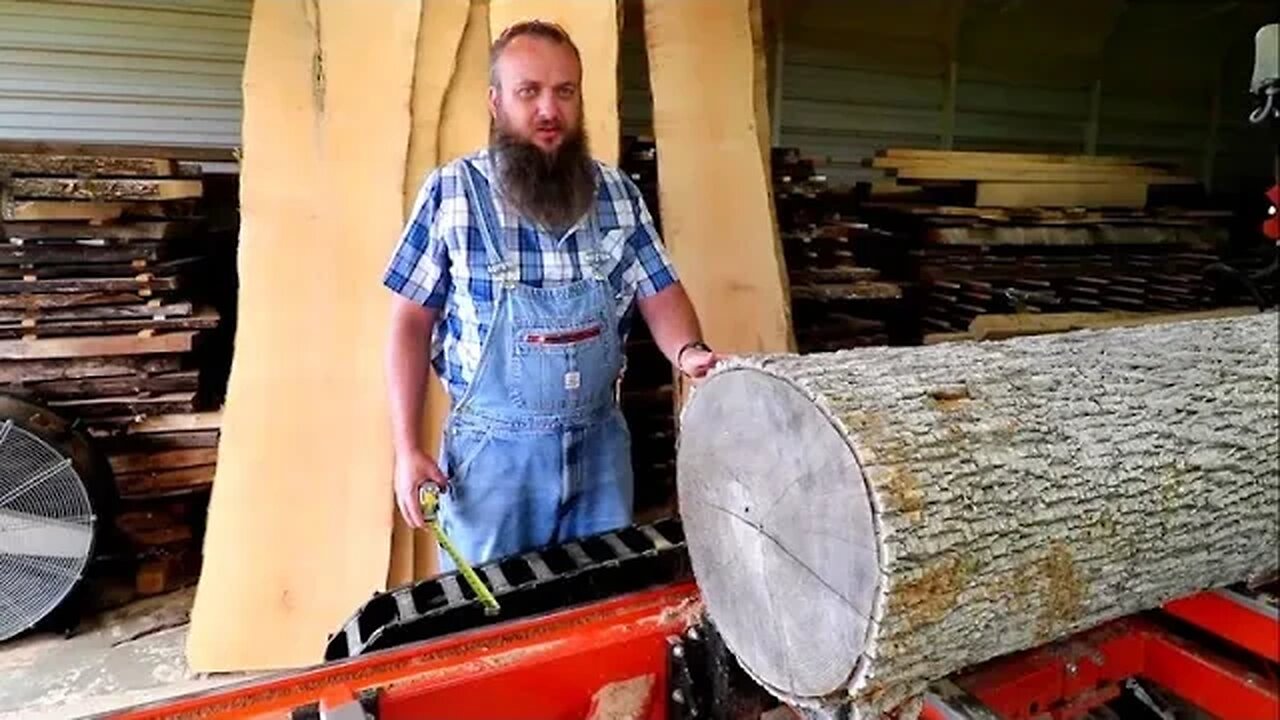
0, 394, 111, 641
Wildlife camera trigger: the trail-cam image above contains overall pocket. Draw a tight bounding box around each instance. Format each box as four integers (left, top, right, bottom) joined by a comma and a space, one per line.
511, 320, 616, 413
442, 421, 493, 483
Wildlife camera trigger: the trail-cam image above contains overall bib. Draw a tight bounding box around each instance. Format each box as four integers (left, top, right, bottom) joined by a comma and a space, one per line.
436, 161, 634, 570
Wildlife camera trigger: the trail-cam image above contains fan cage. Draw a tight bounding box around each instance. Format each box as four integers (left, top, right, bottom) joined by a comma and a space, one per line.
0, 419, 96, 642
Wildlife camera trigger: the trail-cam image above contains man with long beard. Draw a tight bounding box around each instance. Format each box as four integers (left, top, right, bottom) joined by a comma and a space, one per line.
383, 21, 717, 568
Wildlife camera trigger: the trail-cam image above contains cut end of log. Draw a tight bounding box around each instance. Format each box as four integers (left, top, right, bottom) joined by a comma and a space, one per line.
677, 364, 882, 701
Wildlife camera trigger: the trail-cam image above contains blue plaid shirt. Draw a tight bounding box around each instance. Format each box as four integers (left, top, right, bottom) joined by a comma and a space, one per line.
384, 149, 679, 400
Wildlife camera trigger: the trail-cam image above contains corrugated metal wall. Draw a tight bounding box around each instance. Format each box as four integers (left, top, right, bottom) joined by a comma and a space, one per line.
616, 0, 1273, 195
0, 0, 249, 148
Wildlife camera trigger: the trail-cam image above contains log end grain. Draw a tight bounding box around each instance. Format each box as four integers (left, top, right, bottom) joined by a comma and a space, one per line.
677, 365, 883, 702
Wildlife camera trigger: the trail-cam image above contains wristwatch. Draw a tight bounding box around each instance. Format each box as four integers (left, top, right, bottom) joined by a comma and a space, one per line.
677, 340, 712, 375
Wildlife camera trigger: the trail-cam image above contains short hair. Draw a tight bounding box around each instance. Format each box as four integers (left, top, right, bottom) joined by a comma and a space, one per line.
489, 20, 582, 88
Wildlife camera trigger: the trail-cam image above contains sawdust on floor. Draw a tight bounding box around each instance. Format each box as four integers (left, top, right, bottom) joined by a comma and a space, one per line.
0, 587, 257, 719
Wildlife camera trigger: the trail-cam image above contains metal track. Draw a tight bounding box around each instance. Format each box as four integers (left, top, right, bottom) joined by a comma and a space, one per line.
324, 517, 689, 660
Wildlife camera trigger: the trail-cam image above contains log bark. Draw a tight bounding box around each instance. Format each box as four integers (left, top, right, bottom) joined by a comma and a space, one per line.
676, 314, 1280, 717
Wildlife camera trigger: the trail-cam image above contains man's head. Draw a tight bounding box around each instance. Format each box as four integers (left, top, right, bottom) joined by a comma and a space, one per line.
488, 21, 595, 230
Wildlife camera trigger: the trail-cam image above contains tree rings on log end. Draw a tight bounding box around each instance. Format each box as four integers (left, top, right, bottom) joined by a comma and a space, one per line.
677, 367, 880, 701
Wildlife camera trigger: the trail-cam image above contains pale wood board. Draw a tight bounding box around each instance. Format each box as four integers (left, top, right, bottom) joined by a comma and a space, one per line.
489, 0, 621, 165
885, 162, 1192, 184
389, 0, 471, 588
975, 182, 1149, 209
186, 0, 419, 671
643, 0, 793, 358
878, 148, 1154, 166
3, 200, 139, 223
967, 307, 1258, 340
438, 0, 493, 165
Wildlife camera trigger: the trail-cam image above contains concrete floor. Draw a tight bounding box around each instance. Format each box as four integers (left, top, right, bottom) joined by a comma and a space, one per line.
0, 588, 255, 719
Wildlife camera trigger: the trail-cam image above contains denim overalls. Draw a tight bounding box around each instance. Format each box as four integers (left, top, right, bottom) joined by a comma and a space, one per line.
436, 160, 634, 570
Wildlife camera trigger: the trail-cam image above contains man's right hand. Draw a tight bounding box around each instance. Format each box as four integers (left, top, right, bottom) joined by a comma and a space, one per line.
394, 450, 448, 529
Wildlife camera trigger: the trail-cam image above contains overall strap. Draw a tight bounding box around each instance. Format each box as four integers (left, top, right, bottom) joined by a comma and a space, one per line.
461, 160, 515, 285
578, 171, 609, 281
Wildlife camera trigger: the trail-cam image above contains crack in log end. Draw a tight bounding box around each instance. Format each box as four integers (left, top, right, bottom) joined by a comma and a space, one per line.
890, 554, 980, 628
928, 384, 971, 410
1036, 542, 1085, 641
304, 0, 325, 115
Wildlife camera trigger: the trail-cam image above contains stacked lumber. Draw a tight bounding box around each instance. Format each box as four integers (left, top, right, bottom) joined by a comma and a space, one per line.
619, 137, 676, 522
865, 148, 1197, 208
773, 148, 905, 351
849, 148, 1263, 343
0, 150, 226, 596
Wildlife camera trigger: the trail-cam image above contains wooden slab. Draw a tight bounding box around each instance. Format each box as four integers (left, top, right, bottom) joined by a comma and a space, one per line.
0, 291, 154, 311
0, 140, 232, 162
0, 354, 181, 384
878, 160, 1192, 184
975, 182, 1149, 209
0, 240, 165, 266
118, 464, 216, 498
391, 0, 471, 586
19, 370, 199, 400
0, 221, 190, 241
47, 391, 197, 418
643, 0, 793, 358
0, 275, 178, 294
96, 429, 221, 450
0, 300, 192, 324
437, 0, 492, 164
91, 411, 222, 435
0, 153, 178, 177
1, 199, 194, 222
877, 148, 1151, 166
0, 331, 195, 360
0, 306, 217, 339
8, 178, 203, 201
489, 0, 621, 164
925, 226, 1223, 248
110, 447, 220, 475
186, 0, 418, 672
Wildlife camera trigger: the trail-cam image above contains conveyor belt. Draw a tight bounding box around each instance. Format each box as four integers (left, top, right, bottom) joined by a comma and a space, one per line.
324, 517, 689, 660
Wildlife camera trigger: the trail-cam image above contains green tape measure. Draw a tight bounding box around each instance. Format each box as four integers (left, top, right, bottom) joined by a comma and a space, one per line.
419, 485, 501, 616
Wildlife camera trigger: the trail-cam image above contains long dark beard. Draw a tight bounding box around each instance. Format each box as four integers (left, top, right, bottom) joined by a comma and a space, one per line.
491, 121, 596, 231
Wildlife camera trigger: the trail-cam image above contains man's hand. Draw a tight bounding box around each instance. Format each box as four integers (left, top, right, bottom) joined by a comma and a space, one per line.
394, 450, 448, 529
678, 345, 719, 381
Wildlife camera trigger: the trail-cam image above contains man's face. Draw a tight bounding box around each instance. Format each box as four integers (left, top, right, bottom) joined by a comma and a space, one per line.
489, 36, 583, 154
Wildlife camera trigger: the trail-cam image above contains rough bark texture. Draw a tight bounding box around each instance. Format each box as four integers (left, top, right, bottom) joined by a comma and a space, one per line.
676, 314, 1280, 717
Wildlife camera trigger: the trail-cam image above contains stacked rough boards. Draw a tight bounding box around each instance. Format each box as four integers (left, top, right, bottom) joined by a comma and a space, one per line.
0, 151, 224, 596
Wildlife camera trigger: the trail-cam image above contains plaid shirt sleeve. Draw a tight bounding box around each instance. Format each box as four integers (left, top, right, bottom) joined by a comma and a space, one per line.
383, 169, 451, 309
620, 175, 679, 299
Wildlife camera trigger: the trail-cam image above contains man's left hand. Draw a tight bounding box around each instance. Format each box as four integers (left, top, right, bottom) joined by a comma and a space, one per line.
679, 346, 720, 381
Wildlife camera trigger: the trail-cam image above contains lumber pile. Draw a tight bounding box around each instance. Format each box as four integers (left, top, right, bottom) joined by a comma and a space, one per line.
773, 148, 906, 351
677, 313, 1280, 717
0, 150, 227, 596
864, 148, 1197, 209
844, 148, 1267, 342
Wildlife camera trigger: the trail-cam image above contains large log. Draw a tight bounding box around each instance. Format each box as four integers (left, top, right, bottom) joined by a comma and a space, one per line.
676, 314, 1280, 717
